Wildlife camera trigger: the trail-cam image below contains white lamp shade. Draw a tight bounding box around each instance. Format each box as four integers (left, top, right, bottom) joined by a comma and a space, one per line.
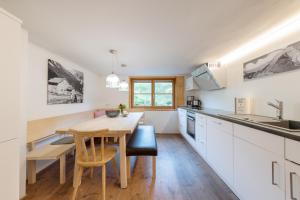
119, 80, 129, 91
106, 73, 120, 88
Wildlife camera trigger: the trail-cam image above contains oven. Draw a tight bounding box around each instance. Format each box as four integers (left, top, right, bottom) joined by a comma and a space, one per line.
187, 111, 196, 139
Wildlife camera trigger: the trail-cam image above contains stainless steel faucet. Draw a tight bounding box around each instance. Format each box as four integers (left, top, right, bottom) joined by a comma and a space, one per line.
267, 99, 283, 120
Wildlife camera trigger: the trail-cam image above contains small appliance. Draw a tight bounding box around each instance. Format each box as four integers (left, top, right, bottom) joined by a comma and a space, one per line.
187, 111, 196, 139
192, 100, 201, 108
187, 96, 194, 107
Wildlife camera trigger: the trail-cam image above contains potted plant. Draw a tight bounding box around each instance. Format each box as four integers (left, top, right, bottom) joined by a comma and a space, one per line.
118, 104, 126, 114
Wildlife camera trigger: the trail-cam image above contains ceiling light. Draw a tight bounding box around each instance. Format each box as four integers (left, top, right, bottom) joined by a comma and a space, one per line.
219, 12, 300, 64
106, 49, 120, 88
119, 80, 129, 91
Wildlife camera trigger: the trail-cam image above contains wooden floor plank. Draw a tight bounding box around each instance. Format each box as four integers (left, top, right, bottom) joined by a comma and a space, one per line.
24, 134, 238, 200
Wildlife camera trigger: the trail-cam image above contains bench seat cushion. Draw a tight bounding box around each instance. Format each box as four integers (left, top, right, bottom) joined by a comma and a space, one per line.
126, 125, 157, 156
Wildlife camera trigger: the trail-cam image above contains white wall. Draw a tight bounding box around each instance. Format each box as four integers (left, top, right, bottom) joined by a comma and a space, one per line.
27, 43, 102, 121
97, 75, 179, 133
21, 42, 105, 198
195, 28, 300, 120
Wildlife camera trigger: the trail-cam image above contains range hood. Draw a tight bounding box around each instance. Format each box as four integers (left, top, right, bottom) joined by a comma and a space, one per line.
191, 63, 226, 90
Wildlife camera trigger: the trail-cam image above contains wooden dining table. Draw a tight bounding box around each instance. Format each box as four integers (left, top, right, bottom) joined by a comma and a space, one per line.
57, 112, 144, 189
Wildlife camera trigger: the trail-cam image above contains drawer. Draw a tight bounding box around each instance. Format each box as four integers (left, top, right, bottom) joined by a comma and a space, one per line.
234, 124, 284, 156
196, 113, 206, 127
286, 138, 300, 164
207, 116, 233, 135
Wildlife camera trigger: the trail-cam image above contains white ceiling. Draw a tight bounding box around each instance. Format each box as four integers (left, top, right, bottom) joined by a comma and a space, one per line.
1, 0, 300, 76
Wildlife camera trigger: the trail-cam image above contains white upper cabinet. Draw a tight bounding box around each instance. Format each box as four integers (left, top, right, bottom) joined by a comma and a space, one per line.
185, 76, 199, 91
195, 113, 206, 159
234, 124, 285, 200
0, 8, 22, 143
206, 117, 234, 188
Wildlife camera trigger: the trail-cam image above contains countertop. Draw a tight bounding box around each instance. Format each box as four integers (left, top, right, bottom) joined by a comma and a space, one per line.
178, 106, 300, 142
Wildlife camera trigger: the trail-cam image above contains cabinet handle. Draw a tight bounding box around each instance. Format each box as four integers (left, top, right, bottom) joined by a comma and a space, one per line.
290, 172, 298, 200
213, 121, 222, 126
272, 161, 278, 186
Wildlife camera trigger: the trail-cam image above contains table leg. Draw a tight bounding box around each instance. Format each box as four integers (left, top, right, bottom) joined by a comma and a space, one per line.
119, 135, 127, 188
60, 154, 66, 184
28, 160, 36, 184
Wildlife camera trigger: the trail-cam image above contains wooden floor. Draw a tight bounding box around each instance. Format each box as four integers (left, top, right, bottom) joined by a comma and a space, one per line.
24, 134, 238, 200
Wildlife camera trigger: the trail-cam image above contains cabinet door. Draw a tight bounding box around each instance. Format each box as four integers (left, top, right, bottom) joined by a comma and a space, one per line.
185, 77, 192, 90
206, 122, 233, 187
0, 139, 19, 200
177, 109, 186, 136
286, 160, 300, 200
195, 113, 206, 159
234, 137, 285, 200
0, 11, 21, 143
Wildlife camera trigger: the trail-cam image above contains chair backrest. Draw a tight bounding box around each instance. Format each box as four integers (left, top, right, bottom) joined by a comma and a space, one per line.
71, 129, 109, 166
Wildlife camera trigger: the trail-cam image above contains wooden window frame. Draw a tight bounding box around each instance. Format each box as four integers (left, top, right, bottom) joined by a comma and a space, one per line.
129, 77, 176, 111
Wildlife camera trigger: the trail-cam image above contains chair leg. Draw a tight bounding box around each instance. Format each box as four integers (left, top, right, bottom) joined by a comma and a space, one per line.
126, 157, 131, 179
101, 165, 106, 200
152, 156, 156, 178
113, 137, 118, 143
90, 167, 94, 178
72, 166, 83, 200
112, 158, 119, 181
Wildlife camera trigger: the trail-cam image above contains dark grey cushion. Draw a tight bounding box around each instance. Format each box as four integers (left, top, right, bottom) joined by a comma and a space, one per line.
126, 125, 157, 156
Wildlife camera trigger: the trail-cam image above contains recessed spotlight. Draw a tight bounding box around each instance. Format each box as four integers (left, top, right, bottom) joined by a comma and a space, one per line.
121, 64, 127, 67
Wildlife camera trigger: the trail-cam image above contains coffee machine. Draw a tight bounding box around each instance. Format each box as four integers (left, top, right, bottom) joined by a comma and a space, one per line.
187, 96, 202, 109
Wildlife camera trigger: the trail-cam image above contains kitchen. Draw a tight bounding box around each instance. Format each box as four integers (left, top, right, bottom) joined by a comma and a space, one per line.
1, 1, 300, 200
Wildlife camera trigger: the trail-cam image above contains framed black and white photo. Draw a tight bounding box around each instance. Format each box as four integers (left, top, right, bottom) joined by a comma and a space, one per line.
47, 59, 84, 104
243, 41, 300, 81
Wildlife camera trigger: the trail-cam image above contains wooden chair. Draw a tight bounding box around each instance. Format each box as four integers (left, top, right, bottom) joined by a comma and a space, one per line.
71, 129, 118, 200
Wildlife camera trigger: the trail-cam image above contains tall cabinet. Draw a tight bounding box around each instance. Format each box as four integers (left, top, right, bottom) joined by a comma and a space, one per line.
0, 8, 22, 200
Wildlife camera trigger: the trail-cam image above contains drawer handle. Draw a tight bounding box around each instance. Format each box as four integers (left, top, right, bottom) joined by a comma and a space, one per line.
213, 121, 222, 125
290, 172, 298, 200
272, 161, 278, 186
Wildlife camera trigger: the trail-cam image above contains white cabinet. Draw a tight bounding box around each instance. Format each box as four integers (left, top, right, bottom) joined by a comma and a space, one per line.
286, 160, 300, 200
206, 117, 234, 187
195, 113, 206, 159
185, 76, 198, 91
177, 108, 187, 136
0, 139, 19, 200
286, 138, 300, 165
0, 8, 22, 199
234, 125, 285, 200
0, 9, 22, 143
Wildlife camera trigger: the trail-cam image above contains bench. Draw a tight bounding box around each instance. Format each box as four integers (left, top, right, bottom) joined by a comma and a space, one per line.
126, 125, 157, 178
27, 142, 75, 184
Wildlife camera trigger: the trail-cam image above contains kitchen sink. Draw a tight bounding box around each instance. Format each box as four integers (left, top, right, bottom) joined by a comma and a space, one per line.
219, 114, 300, 132
259, 120, 300, 131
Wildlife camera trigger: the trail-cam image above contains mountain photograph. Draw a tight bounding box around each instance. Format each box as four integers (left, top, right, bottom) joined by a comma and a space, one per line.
47, 59, 84, 104
244, 41, 300, 80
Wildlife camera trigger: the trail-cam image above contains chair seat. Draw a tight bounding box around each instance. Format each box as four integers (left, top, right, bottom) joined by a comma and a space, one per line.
77, 146, 117, 167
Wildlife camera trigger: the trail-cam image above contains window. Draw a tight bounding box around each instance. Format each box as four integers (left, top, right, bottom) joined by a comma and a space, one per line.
130, 77, 175, 109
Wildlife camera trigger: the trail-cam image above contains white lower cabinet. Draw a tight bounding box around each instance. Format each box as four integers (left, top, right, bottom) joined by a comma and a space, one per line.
0, 139, 19, 200
195, 113, 206, 159
177, 109, 297, 200
285, 160, 300, 200
177, 108, 187, 136
234, 124, 285, 200
206, 117, 234, 187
